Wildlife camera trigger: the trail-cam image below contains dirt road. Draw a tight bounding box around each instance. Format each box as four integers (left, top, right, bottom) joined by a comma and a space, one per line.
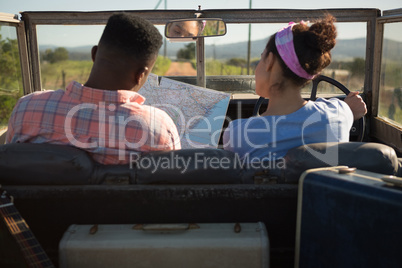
165, 62, 197, 76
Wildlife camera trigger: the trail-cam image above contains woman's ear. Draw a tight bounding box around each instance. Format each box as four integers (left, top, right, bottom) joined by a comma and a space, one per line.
266, 52, 275, 72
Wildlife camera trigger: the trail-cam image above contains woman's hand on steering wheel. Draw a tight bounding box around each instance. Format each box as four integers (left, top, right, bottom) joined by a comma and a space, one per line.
344, 91, 367, 121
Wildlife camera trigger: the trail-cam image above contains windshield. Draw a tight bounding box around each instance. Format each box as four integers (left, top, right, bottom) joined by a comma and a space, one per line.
35, 19, 368, 97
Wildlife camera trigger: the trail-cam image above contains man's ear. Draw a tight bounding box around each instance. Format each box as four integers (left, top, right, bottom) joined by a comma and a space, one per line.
134, 67, 149, 85
91, 46, 98, 62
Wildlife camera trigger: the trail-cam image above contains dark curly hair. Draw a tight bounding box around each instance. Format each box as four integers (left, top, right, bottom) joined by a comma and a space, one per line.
99, 13, 162, 65
265, 14, 337, 87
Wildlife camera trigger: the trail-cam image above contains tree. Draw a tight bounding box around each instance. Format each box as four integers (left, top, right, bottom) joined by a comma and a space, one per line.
0, 31, 23, 125
347, 57, 365, 77
0, 95, 17, 125
227, 58, 247, 67
177, 43, 195, 60
41, 48, 54, 62
0, 37, 21, 89
53, 47, 69, 62
42, 47, 69, 63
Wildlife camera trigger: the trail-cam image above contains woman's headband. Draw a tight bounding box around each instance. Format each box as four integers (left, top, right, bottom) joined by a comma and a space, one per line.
275, 22, 316, 80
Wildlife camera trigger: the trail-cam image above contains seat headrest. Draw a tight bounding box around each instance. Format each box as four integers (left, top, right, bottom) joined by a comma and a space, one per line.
282, 142, 399, 183
0, 143, 94, 185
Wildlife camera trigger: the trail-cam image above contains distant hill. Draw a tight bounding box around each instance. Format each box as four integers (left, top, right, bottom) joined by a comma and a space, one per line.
382, 38, 402, 61
39, 37, 402, 62
331, 38, 367, 60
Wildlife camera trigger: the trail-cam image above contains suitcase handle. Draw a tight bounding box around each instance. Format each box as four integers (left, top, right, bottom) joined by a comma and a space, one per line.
381, 175, 402, 187
133, 223, 200, 231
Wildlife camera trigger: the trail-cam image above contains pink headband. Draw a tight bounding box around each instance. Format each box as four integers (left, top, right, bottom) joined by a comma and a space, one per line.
275, 22, 316, 80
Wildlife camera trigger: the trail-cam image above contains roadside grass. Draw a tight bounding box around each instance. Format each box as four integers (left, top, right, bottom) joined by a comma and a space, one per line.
40, 60, 93, 90
153, 56, 171, 76
206, 59, 255, 76
40, 56, 172, 90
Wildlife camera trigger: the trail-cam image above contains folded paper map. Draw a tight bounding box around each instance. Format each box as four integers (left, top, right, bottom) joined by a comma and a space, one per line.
139, 74, 231, 149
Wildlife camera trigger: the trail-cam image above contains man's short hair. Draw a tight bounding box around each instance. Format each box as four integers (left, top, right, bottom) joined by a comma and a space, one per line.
99, 13, 162, 63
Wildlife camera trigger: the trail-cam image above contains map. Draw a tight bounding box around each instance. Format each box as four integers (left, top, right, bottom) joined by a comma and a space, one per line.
138, 73, 231, 149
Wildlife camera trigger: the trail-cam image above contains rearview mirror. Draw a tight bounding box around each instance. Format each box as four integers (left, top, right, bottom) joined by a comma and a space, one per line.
165, 18, 227, 39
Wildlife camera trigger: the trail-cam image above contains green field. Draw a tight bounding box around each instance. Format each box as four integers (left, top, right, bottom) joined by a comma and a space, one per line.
40, 56, 173, 90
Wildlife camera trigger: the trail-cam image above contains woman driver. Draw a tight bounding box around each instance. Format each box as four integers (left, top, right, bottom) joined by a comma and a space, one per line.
223, 15, 367, 162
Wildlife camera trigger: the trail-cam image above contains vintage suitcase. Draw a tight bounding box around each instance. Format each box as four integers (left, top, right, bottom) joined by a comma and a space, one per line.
59, 222, 269, 268
295, 166, 402, 268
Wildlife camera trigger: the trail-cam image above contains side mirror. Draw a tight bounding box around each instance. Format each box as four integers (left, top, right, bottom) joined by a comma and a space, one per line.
165, 18, 227, 39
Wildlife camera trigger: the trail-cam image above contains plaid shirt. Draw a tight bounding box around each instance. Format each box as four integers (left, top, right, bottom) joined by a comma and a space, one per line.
6, 81, 181, 164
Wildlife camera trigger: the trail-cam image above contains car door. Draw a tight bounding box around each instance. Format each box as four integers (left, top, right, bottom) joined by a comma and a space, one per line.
0, 12, 31, 143
371, 9, 402, 153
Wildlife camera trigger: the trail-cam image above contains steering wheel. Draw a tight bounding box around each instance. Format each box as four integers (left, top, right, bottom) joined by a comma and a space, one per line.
252, 75, 365, 142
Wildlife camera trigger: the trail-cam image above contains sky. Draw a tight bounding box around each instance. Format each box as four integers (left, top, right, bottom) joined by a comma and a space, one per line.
1, 0, 401, 47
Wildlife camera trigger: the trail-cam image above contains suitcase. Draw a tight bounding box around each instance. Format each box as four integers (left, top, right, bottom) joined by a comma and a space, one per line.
59, 222, 269, 268
295, 166, 402, 268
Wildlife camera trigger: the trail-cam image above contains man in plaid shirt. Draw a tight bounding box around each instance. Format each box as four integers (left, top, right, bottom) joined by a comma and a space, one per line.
6, 13, 181, 164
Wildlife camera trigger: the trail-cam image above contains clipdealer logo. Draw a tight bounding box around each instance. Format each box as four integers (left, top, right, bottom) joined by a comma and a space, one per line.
301, 110, 339, 166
